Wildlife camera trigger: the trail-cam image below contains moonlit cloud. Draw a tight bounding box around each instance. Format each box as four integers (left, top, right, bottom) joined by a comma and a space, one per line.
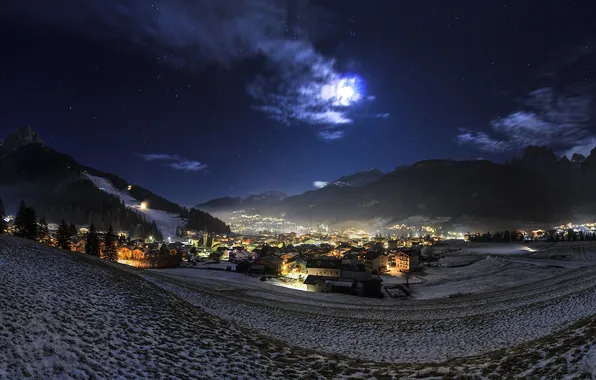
376, 113, 390, 119
139, 153, 183, 161
7, 0, 368, 132
318, 130, 344, 140
313, 181, 328, 189
457, 87, 595, 156
138, 153, 207, 172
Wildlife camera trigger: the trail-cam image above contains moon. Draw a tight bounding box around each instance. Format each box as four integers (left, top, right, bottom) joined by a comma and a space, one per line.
321, 75, 365, 107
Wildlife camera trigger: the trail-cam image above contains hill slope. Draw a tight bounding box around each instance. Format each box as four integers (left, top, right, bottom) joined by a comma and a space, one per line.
2, 235, 595, 378
0, 126, 229, 237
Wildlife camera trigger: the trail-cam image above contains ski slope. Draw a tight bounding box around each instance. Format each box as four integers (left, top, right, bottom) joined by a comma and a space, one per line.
84, 173, 184, 240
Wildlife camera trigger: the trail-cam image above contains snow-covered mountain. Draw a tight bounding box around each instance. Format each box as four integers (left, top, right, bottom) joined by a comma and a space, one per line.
84, 173, 185, 240
0, 126, 230, 238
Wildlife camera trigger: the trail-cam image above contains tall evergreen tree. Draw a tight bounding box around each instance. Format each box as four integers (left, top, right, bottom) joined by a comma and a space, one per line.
159, 242, 169, 255
14, 201, 38, 240
85, 224, 100, 256
56, 220, 71, 250
104, 225, 118, 261
38, 216, 49, 243
68, 222, 78, 238
0, 197, 7, 234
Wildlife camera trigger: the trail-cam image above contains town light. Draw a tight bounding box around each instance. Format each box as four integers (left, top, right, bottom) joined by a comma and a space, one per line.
140, 201, 147, 210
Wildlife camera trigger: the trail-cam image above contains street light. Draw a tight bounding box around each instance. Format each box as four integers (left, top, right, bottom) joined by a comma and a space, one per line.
140, 201, 147, 210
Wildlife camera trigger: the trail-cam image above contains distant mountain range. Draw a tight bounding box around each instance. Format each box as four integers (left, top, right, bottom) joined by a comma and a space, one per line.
0, 126, 230, 238
198, 145, 596, 227
329, 169, 384, 188
196, 191, 288, 212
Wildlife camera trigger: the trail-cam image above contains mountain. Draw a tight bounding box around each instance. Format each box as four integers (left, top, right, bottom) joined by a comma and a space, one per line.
330, 169, 384, 187
196, 191, 287, 212
271, 159, 570, 224
0, 126, 230, 238
196, 171, 382, 213
198, 144, 596, 228
0, 126, 43, 156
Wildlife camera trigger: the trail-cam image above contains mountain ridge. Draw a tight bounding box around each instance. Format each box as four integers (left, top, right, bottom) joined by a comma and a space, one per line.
197, 145, 596, 227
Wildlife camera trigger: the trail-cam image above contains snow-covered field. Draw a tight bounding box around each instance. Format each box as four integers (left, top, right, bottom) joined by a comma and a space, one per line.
84, 173, 184, 239
3, 235, 596, 379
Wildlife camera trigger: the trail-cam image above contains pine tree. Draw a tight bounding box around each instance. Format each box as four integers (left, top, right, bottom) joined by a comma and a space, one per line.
13, 201, 28, 238
85, 224, 100, 256
104, 225, 117, 261
159, 242, 169, 256
56, 220, 71, 250
68, 222, 78, 238
38, 216, 49, 243
0, 197, 7, 234
14, 201, 38, 240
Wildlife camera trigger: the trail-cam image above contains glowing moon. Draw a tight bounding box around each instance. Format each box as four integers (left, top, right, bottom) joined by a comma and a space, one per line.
321, 75, 364, 107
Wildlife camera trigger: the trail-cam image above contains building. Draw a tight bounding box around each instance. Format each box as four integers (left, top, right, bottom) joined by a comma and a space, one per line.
303, 275, 334, 292
392, 250, 419, 271
341, 271, 383, 297
306, 259, 342, 277
362, 251, 388, 273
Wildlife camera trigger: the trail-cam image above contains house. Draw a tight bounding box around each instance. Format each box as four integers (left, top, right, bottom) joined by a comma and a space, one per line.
341, 271, 383, 297
392, 250, 420, 271
362, 251, 388, 273
306, 259, 342, 277
325, 278, 356, 294
260, 255, 282, 275
303, 275, 334, 293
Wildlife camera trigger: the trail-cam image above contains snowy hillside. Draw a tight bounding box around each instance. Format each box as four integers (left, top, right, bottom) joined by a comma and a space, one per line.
2, 236, 596, 378
84, 173, 184, 240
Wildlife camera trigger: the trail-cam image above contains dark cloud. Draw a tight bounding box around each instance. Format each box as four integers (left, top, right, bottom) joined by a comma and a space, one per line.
138, 153, 207, 172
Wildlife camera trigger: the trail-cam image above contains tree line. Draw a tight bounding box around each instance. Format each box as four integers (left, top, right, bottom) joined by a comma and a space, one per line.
1, 198, 120, 262
468, 229, 596, 243
38, 179, 163, 240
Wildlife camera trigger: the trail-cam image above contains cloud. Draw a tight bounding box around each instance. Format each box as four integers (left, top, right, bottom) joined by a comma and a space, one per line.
318, 130, 344, 140
312, 181, 328, 189
139, 153, 183, 161
376, 113, 390, 119
138, 153, 207, 172
457, 87, 595, 156
6, 0, 365, 128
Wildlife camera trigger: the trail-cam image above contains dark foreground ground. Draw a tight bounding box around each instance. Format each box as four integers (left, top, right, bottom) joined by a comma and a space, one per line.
1, 235, 595, 379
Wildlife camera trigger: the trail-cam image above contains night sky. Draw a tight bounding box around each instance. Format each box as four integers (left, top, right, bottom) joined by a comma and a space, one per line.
1, 1, 595, 206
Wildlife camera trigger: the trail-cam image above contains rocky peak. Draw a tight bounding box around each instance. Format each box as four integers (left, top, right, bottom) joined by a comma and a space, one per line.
0, 126, 43, 155
572, 153, 586, 163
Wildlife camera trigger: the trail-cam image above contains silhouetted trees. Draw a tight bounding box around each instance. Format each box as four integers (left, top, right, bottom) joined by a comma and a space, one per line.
68, 222, 78, 238
38, 179, 162, 240
104, 225, 117, 262
85, 224, 100, 256
56, 220, 72, 250
468, 230, 525, 243
159, 243, 169, 255
184, 207, 230, 234
14, 201, 38, 240
0, 197, 7, 234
